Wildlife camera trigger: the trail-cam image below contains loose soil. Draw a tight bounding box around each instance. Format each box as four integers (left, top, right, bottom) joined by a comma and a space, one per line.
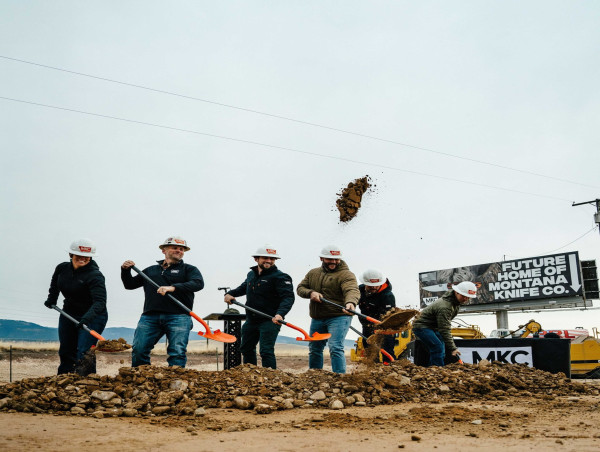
1, 352, 600, 451
335, 176, 373, 222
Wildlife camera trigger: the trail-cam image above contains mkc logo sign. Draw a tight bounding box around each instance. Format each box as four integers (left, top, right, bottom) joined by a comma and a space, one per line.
460, 346, 533, 367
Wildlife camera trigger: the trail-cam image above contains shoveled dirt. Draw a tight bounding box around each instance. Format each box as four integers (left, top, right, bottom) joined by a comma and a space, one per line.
335, 176, 373, 222
96, 338, 132, 352
375, 308, 419, 332
1, 356, 600, 451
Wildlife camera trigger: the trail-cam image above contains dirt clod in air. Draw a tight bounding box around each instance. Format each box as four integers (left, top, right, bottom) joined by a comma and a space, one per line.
336, 176, 373, 222
96, 338, 132, 352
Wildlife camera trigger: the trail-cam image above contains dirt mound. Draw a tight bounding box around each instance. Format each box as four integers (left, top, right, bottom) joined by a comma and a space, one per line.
1, 359, 596, 419
335, 176, 373, 222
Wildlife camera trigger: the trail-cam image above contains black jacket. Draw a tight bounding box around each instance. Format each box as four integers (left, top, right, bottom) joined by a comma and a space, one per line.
358, 279, 396, 333
227, 265, 295, 323
121, 260, 204, 314
45, 260, 107, 323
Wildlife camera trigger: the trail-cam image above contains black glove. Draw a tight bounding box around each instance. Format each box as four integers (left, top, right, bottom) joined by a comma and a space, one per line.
44, 300, 56, 309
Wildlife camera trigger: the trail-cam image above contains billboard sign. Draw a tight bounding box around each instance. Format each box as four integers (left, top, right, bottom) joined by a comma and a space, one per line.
419, 252, 584, 309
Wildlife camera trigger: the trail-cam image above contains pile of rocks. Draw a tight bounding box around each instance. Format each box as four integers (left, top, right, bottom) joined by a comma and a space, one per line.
0, 360, 594, 418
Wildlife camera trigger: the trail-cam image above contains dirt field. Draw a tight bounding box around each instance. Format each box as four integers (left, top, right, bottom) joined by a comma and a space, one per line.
1, 350, 600, 451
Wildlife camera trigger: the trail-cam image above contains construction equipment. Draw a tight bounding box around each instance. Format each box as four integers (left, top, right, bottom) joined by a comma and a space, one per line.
351, 328, 413, 362
131, 265, 236, 343
349, 325, 394, 363
226, 299, 330, 342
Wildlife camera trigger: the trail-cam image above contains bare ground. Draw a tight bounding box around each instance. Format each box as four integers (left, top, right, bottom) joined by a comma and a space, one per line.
1, 351, 600, 451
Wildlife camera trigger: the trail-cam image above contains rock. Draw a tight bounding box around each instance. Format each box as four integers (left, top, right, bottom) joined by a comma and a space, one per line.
90, 391, 116, 402
382, 376, 411, 388
329, 400, 344, 410
478, 359, 491, 368
122, 408, 138, 417
92, 411, 104, 419
438, 385, 450, 392
233, 397, 252, 410
355, 402, 366, 406
155, 391, 183, 406
254, 404, 273, 414
411, 435, 421, 441
310, 391, 327, 401
0, 398, 11, 409
70, 406, 85, 414
194, 407, 206, 417
353, 393, 365, 403
186, 426, 196, 432
152, 406, 171, 414
169, 380, 189, 391
471, 420, 483, 425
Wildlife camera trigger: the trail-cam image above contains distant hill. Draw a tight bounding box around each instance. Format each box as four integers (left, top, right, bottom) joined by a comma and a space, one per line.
0, 319, 355, 347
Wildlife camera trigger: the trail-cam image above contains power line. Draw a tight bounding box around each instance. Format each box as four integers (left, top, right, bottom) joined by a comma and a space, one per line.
2, 54, 597, 190
0, 95, 576, 203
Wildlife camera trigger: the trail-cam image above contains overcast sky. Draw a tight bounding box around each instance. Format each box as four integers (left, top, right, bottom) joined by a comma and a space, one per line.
1, 1, 599, 341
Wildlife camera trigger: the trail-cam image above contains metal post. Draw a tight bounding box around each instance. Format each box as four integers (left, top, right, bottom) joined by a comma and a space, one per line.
215, 348, 219, 371
9, 345, 13, 383
496, 310, 509, 329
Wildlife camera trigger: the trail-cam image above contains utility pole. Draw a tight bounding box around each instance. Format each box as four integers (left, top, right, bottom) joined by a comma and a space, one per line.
572, 198, 600, 236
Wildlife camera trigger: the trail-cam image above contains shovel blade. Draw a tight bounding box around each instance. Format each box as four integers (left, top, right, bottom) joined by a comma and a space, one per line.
296, 332, 331, 342
198, 329, 237, 343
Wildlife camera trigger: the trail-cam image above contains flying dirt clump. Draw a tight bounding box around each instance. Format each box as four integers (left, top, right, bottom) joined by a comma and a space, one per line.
336, 176, 373, 222
96, 338, 132, 353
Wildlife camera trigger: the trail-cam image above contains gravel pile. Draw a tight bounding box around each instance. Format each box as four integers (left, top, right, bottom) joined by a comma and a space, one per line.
0, 360, 594, 418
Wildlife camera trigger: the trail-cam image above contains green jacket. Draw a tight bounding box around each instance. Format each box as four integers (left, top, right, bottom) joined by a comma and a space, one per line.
296, 260, 360, 319
412, 290, 461, 351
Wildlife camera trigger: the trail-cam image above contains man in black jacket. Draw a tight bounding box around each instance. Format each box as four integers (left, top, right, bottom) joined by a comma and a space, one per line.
224, 245, 294, 369
358, 268, 396, 363
121, 236, 204, 367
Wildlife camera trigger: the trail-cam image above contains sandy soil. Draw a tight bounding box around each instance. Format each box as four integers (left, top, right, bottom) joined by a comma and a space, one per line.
1, 352, 600, 451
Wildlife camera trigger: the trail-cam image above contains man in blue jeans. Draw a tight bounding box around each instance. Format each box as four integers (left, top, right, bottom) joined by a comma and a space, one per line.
297, 245, 360, 374
121, 236, 204, 367
412, 281, 477, 366
224, 244, 295, 369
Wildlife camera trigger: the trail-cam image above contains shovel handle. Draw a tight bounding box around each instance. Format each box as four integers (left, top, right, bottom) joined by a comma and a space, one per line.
320, 297, 381, 324
51, 305, 106, 341
228, 299, 286, 325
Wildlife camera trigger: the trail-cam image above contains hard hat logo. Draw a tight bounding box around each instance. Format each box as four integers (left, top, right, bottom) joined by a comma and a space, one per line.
369, 278, 382, 283
266, 249, 277, 255
468, 289, 476, 295
78, 246, 92, 253
329, 250, 341, 256
174, 239, 185, 245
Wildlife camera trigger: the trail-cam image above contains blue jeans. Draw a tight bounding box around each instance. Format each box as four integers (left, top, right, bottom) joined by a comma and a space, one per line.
132, 313, 193, 367
413, 328, 445, 366
58, 312, 108, 375
309, 315, 352, 374
240, 320, 281, 369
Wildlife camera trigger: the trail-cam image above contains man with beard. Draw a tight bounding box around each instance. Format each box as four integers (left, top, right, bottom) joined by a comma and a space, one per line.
297, 245, 360, 374
224, 245, 294, 369
357, 268, 396, 363
121, 236, 204, 367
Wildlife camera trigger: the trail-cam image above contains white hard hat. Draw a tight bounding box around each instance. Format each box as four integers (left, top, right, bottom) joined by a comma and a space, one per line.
159, 236, 190, 251
362, 269, 386, 287
252, 244, 281, 259
319, 245, 343, 259
67, 238, 97, 257
453, 281, 478, 298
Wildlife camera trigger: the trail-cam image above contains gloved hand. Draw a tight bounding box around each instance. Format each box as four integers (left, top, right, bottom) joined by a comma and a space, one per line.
44, 300, 56, 309
76, 321, 86, 330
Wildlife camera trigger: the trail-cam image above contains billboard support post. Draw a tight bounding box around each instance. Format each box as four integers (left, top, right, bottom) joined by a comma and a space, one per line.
496, 310, 509, 329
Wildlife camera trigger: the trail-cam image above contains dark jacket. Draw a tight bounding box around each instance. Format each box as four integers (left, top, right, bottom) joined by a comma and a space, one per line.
358, 280, 396, 333
121, 260, 204, 314
296, 260, 360, 319
227, 265, 295, 323
412, 290, 460, 351
45, 260, 107, 324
